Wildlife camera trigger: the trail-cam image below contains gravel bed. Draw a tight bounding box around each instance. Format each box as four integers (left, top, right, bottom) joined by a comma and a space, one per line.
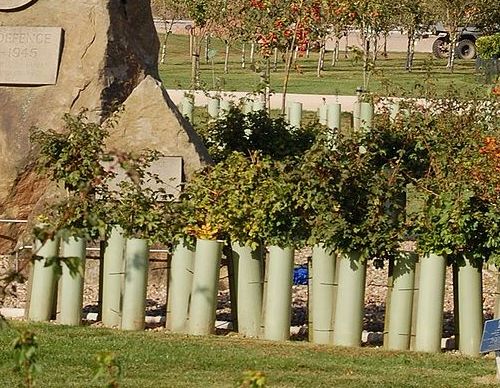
1, 249, 498, 338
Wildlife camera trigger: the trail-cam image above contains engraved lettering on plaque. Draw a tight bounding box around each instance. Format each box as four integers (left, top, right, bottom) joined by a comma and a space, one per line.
0, 1, 37, 11
0, 27, 63, 85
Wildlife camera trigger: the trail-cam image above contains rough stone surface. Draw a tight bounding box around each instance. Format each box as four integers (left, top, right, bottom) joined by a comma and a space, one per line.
106, 76, 210, 177
0, 0, 209, 251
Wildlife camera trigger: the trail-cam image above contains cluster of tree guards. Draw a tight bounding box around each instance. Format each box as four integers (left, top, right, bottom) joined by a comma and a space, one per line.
26, 86, 499, 357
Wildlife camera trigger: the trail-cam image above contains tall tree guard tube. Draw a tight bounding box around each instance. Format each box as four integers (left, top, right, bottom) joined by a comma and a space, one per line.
252, 100, 265, 112
58, 237, 86, 325
232, 242, 264, 337
28, 237, 60, 322
121, 238, 149, 331
219, 100, 231, 117
289, 102, 302, 128
318, 104, 328, 125
327, 103, 341, 131
182, 95, 194, 122
353, 102, 361, 131
102, 226, 125, 328
457, 255, 483, 356
207, 97, 220, 119
263, 246, 294, 341
386, 252, 416, 350
311, 244, 336, 344
188, 239, 223, 335
168, 240, 195, 333
360, 102, 373, 131
333, 251, 366, 347
414, 253, 446, 353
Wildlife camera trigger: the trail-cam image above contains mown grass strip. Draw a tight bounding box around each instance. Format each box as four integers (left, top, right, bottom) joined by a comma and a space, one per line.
0, 322, 496, 387
158, 34, 483, 97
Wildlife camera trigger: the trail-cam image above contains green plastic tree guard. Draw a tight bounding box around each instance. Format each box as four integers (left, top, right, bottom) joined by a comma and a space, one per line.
102, 226, 125, 328
207, 97, 220, 119
318, 104, 328, 125
353, 101, 361, 131
242, 99, 253, 114
457, 255, 483, 357
386, 252, 416, 350
182, 95, 194, 122
332, 251, 366, 347
360, 102, 373, 131
389, 101, 400, 121
28, 237, 60, 322
168, 240, 195, 333
327, 103, 341, 130
219, 99, 231, 117
414, 253, 446, 353
264, 246, 294, 341
232, 242, 264, 337
252, 100, 265, 112
311, 244, 336, 344
121, 238, 149, 331
495, 270, 500, 318
289, 101, 302, 128
188, 239, 223, 335
58, 237, 86, 325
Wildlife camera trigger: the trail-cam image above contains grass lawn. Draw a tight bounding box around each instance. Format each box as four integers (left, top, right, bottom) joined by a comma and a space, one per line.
0, 322, 497, 387
159, 35, 487, 97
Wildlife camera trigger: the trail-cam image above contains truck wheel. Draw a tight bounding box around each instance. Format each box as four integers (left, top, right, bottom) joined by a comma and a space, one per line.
456, 39, 476, 60
432, 38, 449, 59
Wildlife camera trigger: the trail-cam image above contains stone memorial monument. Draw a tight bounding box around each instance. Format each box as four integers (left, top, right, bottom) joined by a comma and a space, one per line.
0, 0, 210, 249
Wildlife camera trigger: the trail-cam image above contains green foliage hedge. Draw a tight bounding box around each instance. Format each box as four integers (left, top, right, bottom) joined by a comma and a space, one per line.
477, 33, 500, 59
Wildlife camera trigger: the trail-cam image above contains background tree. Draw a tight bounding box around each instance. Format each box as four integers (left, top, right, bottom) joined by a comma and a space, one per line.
151, 0, 186, 64
335, 0, 395, 90
398, 0, 432, 71
237, 0, 323, 113
424, 0, 482, 71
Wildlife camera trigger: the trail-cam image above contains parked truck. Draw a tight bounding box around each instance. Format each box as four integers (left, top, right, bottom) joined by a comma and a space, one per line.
432, 23, 481, 60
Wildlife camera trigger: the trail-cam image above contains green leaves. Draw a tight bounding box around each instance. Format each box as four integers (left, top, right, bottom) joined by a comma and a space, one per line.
476, 33, 500, 59
31, 113, 182, 246
92, 352, 122, 388
12, 330, 40, 388
197, 106, 317, 163
181, 152, 307, 248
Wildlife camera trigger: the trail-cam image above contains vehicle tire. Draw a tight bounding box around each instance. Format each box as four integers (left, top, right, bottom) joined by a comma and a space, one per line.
456, 39, 476, 60
432, 38, 449, 59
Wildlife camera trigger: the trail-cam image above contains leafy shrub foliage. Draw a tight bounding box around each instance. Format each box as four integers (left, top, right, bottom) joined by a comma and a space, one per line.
196, 106, 318, 162
476, 33, 500, 59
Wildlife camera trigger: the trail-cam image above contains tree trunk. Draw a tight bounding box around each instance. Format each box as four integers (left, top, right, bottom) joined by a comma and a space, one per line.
190, 31, 198, 89
241, 42, 246, 69
273, 47, 278, 71
317, 39, 325, 77
447, 30, 459, 72
383, 32, 388, 58
344, 31, 349, 58
372, 35, 378, 62
362, 32, 370, 90
205, 35, 210, 64
224, 41, 230, 74
332, 37, 339, 66
405, 30, 415, 72
250, 42, 255, 64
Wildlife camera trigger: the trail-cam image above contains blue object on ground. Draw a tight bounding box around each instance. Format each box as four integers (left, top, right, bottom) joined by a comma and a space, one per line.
293, 265, 308, 285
